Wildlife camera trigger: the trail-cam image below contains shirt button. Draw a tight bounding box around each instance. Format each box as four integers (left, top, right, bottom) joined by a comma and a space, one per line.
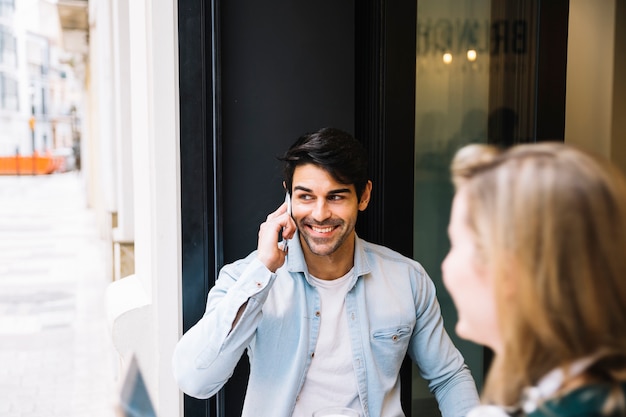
311, 352, 315, 358
392, 335, 398, 341
315, 311, 321, 317
256, 282, 262, 288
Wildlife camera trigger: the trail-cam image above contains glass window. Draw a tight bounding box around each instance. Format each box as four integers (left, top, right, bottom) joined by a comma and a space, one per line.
412, 0, 539, 414
0, 25, 17, 67
0, 0, 15, 18
1, 72, 19, 111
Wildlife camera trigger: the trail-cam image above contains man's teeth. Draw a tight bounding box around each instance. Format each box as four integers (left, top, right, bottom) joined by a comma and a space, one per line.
311, 225, 333, 233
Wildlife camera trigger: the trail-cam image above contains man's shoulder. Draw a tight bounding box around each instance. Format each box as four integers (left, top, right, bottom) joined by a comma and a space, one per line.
359, 238, 424, 270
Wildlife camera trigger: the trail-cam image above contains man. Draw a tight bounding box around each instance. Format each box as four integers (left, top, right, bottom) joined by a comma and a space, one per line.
172, 127, 479, 417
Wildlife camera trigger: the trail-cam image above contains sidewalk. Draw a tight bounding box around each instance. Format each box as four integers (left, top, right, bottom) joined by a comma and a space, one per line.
0, 172, 118, 417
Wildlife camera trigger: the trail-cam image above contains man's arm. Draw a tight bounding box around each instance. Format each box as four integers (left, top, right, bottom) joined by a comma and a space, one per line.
172, 256, 275, 398
409, 271, 480, 417
172, 201, 296, 399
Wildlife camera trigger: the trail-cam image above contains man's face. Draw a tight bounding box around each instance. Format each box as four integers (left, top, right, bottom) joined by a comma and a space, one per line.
291, 163, 371, 258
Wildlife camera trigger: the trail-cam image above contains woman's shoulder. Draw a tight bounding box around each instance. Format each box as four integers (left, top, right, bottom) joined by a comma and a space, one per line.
467, 383, 626, 417
529, 382, 626, 417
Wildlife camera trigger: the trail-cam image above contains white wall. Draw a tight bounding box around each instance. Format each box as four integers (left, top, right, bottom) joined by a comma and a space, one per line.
104, 0, 182, 415
610, 0, 626, 174
565, 0, 616, 158
111, 0, 134, 243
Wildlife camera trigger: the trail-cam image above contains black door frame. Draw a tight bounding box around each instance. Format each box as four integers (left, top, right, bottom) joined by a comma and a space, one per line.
179, 0, 221, 415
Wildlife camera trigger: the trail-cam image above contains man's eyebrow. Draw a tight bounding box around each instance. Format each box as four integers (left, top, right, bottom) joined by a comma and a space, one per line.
293, 185, 313, 193
293, 186, 352, 195
328, 188, 352, 195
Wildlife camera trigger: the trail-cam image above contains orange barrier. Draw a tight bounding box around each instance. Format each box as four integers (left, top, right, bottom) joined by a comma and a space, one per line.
0, 153, 64, 175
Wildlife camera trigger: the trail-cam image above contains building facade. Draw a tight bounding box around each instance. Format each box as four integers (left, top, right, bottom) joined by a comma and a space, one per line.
0, 0, 83, 167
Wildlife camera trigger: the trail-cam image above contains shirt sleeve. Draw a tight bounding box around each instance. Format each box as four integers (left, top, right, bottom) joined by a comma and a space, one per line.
408, 270, 480, 417
172, 254, 275, 399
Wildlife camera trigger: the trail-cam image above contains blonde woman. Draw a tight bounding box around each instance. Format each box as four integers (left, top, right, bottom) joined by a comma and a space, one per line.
443, 142, 626, 417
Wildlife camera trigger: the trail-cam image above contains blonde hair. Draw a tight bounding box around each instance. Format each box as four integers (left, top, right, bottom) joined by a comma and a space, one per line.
451, 142, 626, 409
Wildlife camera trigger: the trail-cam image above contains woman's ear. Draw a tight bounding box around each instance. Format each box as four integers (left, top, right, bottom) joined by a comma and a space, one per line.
359, 181, 373, 211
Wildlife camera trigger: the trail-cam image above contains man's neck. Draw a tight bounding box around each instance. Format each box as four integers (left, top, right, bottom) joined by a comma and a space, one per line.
303, 235, 355, 280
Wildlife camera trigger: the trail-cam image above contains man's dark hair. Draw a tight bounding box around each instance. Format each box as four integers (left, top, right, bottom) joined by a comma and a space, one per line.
280, 127, 369, 200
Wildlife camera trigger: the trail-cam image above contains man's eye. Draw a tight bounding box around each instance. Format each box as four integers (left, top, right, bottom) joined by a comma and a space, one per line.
328, 195, 343, 201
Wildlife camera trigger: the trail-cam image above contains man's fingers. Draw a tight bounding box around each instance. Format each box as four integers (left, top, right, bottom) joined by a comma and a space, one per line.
282, 216, 296, 240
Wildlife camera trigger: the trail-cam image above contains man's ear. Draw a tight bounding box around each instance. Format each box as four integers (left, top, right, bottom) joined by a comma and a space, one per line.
283, 181, 287, 192
358, 181, 373, 211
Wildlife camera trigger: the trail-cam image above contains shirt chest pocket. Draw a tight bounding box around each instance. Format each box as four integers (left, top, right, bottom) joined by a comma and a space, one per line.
371, 325, 412, 372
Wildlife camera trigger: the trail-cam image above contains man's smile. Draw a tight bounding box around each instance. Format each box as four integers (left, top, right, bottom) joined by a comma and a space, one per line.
309, 225, 336, 234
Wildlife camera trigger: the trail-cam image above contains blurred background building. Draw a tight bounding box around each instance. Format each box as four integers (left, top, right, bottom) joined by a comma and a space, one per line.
0, 0, 85, 170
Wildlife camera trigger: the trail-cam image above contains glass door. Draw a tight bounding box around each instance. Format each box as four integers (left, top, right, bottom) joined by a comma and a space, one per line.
412, 0, 492, 409
411, 0, 567, 415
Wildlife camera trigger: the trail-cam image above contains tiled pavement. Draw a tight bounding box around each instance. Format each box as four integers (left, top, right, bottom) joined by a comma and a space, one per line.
0, 173, 118, 417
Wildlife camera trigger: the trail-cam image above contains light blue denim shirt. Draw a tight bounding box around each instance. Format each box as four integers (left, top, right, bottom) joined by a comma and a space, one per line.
173, 233, 479, 417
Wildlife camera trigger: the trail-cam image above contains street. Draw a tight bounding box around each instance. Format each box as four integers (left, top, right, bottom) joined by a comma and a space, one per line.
0, 172, 118, 416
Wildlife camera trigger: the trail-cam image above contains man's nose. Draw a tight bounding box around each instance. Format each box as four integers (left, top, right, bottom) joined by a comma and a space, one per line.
311, 200, 331, 221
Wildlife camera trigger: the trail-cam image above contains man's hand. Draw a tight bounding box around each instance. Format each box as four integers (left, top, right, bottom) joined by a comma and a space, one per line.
256, 202, 296, 272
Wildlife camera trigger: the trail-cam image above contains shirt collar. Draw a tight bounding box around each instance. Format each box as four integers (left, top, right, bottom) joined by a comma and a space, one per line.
285, 231, 372, 280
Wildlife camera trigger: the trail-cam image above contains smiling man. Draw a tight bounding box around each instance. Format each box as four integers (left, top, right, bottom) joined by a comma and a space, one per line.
172, 128, 479, 417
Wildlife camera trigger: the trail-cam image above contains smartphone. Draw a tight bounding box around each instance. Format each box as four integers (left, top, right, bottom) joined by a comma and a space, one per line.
282, 192, 291, 252
285, 192, 292, 217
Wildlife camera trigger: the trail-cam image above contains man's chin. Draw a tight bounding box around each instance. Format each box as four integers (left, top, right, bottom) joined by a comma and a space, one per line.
302, 236, 337, 256
308, 245, 337, 257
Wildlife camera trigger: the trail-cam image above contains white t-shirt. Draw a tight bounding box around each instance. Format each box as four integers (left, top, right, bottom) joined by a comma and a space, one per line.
292, 268, 363, 417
